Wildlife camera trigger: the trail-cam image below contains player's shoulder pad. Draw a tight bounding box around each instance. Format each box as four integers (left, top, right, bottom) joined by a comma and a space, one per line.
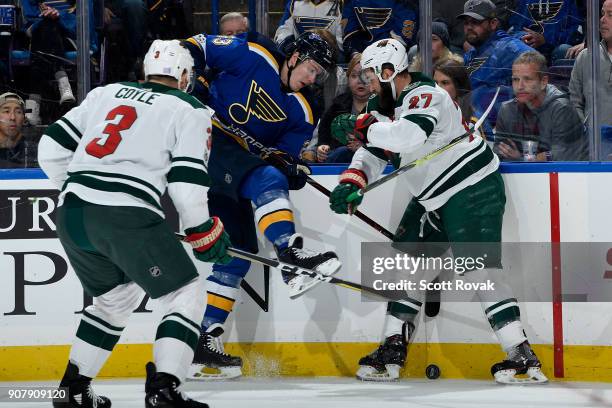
164, 89, 207, 111
185, 33, 207, 51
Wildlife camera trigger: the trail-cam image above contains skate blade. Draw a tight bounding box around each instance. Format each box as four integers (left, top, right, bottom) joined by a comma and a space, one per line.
187, 364, 242, 381
288, 259, 342, 299
356, 364, 400, 382
494, 367, 549, 385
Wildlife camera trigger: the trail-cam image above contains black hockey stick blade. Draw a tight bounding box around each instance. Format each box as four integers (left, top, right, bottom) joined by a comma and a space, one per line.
424, 276, 441, 317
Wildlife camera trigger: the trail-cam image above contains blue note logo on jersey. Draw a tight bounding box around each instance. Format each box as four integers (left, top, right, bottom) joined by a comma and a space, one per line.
294, 16, 335, 35
466, 56, 488, 76
355, 7, 392, 30
229, 80, 287, 124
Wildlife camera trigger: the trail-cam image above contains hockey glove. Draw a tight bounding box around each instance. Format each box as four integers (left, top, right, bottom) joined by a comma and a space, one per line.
331, 113, 358, 145
261, 149, 312, 190
352, 113, 377, 144
185, 216, 233, 265
329, 169, 367, 214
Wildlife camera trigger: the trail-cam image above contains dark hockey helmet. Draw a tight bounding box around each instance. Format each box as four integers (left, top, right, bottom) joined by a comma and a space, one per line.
285, 31, 336, 72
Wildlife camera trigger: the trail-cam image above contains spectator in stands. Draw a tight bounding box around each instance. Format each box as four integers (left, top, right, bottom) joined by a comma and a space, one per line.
103, 0, 147, 79
506, 0, 583, 64
0, 92, 27, 168
316, 53, 370, 163
342, 0, 418, 60
495, 51, 587, 161
275, 0, 343, 54
569, 0, 612, 126
219, 12, 248, 36
20, 0, 97, 124
408, 21, 463, 72
459, 0, 534, 128
433, 59, 478, 128
434, 0, 513, 54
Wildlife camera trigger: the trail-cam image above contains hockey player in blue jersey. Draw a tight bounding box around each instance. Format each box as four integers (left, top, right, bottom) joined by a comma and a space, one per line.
182, 30, 341, 380
342, 0, 418, 59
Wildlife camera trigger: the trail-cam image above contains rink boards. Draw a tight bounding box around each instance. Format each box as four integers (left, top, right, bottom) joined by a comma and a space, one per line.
1, 165, 611, 381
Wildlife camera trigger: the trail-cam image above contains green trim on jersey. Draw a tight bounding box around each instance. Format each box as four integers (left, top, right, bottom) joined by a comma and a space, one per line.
416, 139, 494, 201
63, 174, 162, 210
171, 156, 206, 165
142, 81, 205, 110
396, 72, 437, 105
366, 72, 437, 113
167, 166, 210, 186
402, 113, 436, 137
45, 122, 79, 152
59, 117, 83, 139
119, 81, 206, 110
67, 170, 163, 198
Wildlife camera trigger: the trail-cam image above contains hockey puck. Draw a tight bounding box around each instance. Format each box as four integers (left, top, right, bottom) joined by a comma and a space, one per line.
425, 364, 440, 379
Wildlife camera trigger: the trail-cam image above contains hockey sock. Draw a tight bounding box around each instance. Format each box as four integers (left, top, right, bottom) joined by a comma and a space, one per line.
254, 189, 295, 249
201, 263, 247, 331
70, 309, 125, 378
69, 282, 145, 378
484, 299, 527, 352
384, 299, 421, 338
155, 277, 206, 381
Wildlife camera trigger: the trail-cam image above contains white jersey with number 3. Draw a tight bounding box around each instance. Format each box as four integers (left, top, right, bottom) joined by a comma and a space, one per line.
351, 72, 499, 211
38, 81, 213, 230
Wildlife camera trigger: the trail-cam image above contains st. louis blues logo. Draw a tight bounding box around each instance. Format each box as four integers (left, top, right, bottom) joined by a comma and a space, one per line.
466, 57, 488, 76
354, 7, 392, 39
229, 80, 287, 124
524, 1, 564, 33
294, 16, 335, 35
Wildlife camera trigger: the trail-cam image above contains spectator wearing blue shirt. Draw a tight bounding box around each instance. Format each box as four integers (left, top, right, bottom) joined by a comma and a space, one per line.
459, 0, 534, 128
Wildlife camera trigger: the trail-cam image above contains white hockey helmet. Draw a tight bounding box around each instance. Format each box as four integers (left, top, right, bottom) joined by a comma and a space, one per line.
360, 38, 408, 83
143, 39, 194, 92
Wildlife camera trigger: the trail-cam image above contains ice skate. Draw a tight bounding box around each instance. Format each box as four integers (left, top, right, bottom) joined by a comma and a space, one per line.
188, 324, 242, 381
277, 233, 341, 298
145, 362, 209, 407
52, 361, 111, 408
356, 331, 409, 382
491, 341, 548, 384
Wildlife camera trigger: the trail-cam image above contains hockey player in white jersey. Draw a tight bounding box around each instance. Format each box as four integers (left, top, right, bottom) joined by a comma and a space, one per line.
38, 40, 232, 408
329, 39, 547, 384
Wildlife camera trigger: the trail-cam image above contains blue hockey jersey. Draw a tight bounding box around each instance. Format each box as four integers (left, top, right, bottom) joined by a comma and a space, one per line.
508, 0, 582, 47
342, 0, 418, 56
464, 30, 533, 126
183, 34, 316, 159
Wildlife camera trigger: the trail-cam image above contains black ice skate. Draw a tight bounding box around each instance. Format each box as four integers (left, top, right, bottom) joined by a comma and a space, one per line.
491, 340, 548, 384
52, 361, 111, 408
188, 324, 242, 381
145, 362, 209, 408
277, 233, 341, 298
356, 324, 413, 382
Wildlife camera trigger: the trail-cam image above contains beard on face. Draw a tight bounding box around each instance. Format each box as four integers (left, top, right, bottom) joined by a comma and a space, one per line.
465, 26, 491, 48
377, 82, 396, 118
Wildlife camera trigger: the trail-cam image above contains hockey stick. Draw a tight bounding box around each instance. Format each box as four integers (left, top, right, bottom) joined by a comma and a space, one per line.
346, 87, 501, 203
176, 232, 396, 301
305, 177, 394, 240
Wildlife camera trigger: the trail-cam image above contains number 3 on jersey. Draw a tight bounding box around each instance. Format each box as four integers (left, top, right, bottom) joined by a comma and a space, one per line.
86, 105, 137, 158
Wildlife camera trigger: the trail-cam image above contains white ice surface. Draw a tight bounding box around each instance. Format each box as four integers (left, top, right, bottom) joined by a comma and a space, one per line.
1, 377, 611, 408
